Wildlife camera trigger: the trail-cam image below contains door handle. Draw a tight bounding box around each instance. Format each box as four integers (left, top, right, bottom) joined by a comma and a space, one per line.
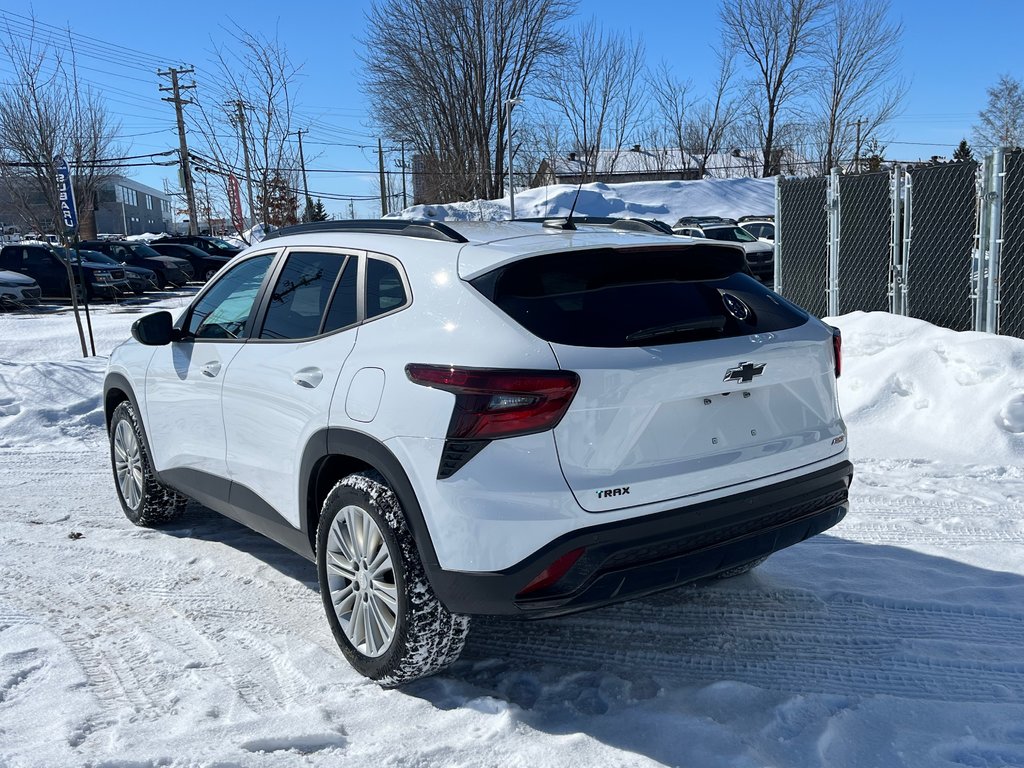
201, 361, 221, 378
293, 367, 323, 389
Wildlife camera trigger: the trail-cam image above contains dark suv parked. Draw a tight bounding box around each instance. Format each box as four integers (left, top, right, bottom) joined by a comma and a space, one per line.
63, 248, 157, 295
0, 243, 131, 300
148, 242, 230, 282
154, 235, 241, 258
80, 241, 193, 288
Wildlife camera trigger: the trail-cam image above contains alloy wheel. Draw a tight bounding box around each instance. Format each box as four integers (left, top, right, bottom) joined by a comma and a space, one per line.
113, 419, 144, 510
325, 504, 398, 658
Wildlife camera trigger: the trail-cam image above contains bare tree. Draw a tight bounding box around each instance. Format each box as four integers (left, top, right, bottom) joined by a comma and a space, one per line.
188, 24, 302, 231
0, 19, 123, 239
809, 0, 904, 174
972, 74, 1024, 152
646, 61, 693, 172
683, 51, 740, 175
542, 19, 646, 182
721, 0, 827, 176
362, 0, 573, 204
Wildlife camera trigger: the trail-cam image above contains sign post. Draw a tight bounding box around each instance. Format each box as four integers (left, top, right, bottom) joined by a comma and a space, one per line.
55, 158, 94, 356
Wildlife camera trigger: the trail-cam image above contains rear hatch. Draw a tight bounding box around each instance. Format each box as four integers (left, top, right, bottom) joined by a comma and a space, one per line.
470, 244, 845, 512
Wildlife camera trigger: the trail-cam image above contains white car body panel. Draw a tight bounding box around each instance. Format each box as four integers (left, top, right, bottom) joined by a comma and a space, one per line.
145, 340, 244, 477
222, 328, 358, 527
551, 323, 845, 512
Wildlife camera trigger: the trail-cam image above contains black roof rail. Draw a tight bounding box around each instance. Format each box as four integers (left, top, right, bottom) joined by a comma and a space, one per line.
518, 216, 674, 235
737, 214, 775, 223
674, 215, 736, 227
262, 219, 469, 244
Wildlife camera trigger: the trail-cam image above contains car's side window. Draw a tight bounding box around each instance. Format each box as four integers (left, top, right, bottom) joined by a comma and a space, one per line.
321, 255, 358, 333
259, 251, 347, 340
366, 257, 408, 319
186, 254, 274, 340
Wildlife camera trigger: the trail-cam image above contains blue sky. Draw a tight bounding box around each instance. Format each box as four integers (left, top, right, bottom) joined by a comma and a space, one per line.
0, 0, 1019, 218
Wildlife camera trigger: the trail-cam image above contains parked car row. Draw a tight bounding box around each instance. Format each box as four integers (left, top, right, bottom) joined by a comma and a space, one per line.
0, 236, 241, 308
672, 215, 776, 285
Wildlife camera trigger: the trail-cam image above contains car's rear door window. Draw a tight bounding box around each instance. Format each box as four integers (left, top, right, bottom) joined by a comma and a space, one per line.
259, 251, 348, 340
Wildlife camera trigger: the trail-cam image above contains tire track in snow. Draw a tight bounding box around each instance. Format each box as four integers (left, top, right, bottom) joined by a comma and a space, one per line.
463, 585, 1024, 703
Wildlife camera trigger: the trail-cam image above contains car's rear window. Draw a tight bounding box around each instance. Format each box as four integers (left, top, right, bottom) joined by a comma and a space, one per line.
470, 246, 806, 347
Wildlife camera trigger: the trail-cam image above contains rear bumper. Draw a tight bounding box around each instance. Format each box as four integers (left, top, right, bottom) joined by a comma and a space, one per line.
430, 459, 852, 617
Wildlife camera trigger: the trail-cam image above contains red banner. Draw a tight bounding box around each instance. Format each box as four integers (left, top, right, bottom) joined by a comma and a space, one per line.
227, 174, 245, 234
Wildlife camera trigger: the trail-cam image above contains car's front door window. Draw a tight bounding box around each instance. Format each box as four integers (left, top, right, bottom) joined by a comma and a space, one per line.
186, 254, 274, 340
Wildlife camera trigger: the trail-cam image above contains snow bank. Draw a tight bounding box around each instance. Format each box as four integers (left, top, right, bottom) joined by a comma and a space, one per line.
832, 311, 1024, 464
396, 176, 775, 224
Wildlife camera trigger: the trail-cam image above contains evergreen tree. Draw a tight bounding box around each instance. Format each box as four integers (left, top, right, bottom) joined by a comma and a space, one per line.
310, 198, 329, 221
953, 139, 974, 162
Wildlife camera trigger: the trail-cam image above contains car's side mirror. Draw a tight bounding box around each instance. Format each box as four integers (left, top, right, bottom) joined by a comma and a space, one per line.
131, 311, 182, 346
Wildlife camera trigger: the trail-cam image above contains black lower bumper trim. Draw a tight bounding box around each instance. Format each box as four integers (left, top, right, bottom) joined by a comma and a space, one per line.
430, 460, 852, 617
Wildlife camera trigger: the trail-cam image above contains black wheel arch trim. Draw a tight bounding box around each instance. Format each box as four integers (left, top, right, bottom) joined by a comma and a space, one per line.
103, 372, 159, 471
301, 427, 443, 573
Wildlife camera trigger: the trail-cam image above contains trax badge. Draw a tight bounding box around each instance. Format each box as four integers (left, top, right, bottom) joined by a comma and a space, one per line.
596, 486, 630, 499
724, 362, 766, 383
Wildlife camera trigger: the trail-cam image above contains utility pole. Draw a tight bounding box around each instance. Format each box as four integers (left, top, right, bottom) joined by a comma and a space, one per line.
378, 138, 388, 217
158, 67, 199, 235
849, 117, 866, 174
400, 139, 408, 210
230, 100, 258, 232
295, 129, 310, 221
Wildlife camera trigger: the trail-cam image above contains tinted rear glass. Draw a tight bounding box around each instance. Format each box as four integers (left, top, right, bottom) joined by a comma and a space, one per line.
470, 247, 807, 347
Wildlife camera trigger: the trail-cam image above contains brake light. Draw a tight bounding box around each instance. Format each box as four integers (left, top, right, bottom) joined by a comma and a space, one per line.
405, 364, 580, 440
830, 326, 842, 378
517, 548, 585, 596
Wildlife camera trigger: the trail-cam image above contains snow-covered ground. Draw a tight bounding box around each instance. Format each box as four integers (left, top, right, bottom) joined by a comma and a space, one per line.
1, 297, 1023, 768
396, 176, 775, 224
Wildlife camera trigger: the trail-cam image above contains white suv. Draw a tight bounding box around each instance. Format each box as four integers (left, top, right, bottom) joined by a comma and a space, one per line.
104, 219, 851, 685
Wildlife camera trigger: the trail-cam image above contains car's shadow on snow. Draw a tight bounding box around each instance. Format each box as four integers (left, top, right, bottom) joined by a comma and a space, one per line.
160, 507, 1024, 767
163, 502, 318, 587
403, 534, 1024, 766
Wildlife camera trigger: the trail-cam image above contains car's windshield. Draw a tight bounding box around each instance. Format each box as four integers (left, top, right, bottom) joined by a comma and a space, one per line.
127, 243, 162, 258
703, 226, 758, 243
53, 248, 112, 264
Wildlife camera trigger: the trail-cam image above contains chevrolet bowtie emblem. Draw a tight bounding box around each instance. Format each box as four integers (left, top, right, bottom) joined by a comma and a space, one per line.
724, 362, 766, 383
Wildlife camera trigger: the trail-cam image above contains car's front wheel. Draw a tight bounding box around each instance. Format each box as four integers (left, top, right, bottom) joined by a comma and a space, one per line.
109, 400, 186, 526
316, 472, 469, 686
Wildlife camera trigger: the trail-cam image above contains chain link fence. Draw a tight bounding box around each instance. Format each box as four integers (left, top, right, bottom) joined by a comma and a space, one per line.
903, 162, 977, 332
778, 176, 828, 317
836, 171, 892, 314
998, 150, 1024, 338
773, 159, 1019, 335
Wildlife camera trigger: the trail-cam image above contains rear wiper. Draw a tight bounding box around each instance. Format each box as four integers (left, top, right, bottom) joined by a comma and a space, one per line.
625, 316, 726, 342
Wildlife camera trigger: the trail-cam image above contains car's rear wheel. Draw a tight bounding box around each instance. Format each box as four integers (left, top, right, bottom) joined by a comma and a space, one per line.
203, 267, 218, 282
109, 400, 186, 526
316, 472, 469, 686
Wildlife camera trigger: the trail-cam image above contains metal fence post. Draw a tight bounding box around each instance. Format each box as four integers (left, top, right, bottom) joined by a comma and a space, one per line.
900, 170, 913, 316
827, 167, 840, 316
774, 175, 782, 294
890, 165, 903, 315
986, 147, 1006, 334
973, 154, 991, 331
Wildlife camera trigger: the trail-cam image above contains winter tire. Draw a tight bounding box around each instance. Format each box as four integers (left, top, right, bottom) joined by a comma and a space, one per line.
109, 400, 186, 526
316, 472, 469, 686
203, 267, 219, 282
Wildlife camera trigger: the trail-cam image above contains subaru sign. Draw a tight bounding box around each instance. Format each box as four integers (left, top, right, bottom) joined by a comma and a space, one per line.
55, 157, 78, 232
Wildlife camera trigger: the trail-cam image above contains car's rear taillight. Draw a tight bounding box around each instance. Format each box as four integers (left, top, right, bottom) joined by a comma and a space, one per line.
406, 364, 580, 440
830, 326, 842, 378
